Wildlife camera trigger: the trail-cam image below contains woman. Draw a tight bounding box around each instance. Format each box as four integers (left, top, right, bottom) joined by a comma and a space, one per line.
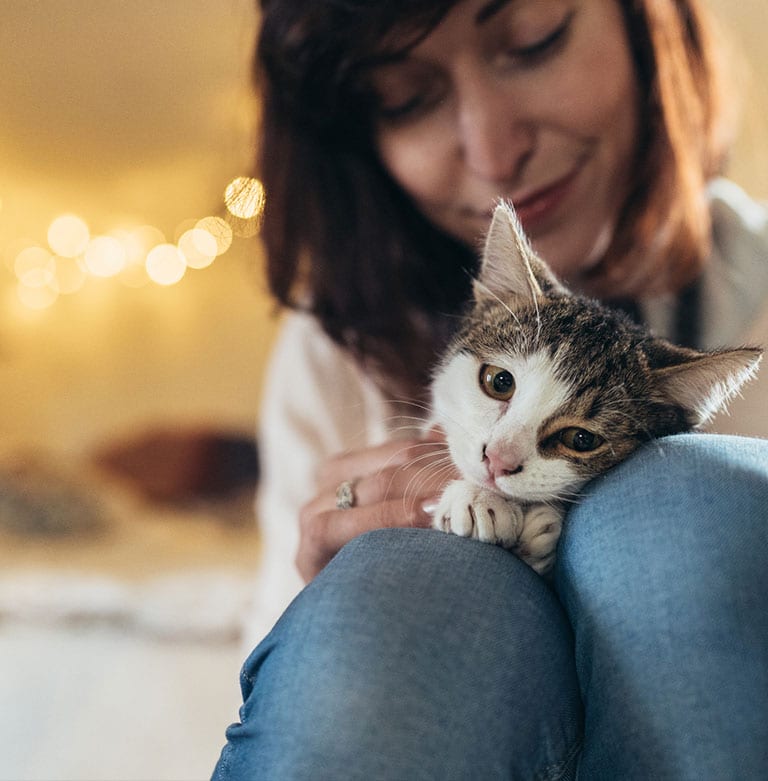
214, 0, 768, 777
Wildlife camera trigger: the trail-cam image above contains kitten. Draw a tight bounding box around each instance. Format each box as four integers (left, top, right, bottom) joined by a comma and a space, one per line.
430, 202, 762, 574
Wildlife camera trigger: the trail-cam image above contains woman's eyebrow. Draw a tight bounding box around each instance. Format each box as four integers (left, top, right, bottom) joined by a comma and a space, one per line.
475, 0, 516, 25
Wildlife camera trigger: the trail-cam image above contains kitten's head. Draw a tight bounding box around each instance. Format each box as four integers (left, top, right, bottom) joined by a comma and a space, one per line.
431, 201, 762, 503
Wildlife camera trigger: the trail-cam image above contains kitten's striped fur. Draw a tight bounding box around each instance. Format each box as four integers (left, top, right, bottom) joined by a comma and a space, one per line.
431, 202, 762, 573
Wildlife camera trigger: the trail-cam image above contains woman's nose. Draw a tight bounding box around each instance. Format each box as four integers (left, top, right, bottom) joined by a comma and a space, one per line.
456, 75, 533, 182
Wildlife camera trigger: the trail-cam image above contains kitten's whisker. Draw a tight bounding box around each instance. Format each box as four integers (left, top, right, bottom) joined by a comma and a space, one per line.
473, 278, 523, 330
401, 461, 456, 514
403, 462, 453, 499
531, 290, 542, 348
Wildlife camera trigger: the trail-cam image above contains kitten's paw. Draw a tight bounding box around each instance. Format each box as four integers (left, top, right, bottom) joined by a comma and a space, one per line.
513, 505, 564, 574
433, 480, 524, 546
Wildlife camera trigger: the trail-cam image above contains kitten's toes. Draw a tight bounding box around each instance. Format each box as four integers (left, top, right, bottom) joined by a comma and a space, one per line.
433, 481, 524, 545
514, 505, 564, 573
433, 480, 475, 537
485, 497, 524, 547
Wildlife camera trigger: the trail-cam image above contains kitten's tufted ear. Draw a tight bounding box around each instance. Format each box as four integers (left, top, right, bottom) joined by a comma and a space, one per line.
474, 201, 565, 304
649, 342, 763, 426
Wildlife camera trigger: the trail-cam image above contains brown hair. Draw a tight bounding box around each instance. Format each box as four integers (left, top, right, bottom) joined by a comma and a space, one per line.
588, 0, 731, 298
254, 0, 732, 395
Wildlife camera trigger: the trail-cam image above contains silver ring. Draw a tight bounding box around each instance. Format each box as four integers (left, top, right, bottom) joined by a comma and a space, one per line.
335, 480, 358, 510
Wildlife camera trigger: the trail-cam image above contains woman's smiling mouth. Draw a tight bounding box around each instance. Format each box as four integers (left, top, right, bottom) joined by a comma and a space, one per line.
509, 167, 582, 233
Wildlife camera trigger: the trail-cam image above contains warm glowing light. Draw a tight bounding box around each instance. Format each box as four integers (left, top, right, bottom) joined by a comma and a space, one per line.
52, 256, 87, 294
128, 225, 166, 259
146, 243, 186, 286
195, 216, 233, 255
178, 228, 217, 269
47, 214, 90, 258
14, 246, 55, 287
173, 218, 198, 243
118, 260, 151, 288
84, 236, 126, 277
17, 281, 59, 310
224, 176, 266, 220
4, 208, 227, 306
4, 238, 36, 272
108, 229, 149, 288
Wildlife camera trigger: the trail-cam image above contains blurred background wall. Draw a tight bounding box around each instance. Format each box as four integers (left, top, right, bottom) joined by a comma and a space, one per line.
0, 0, 271, 457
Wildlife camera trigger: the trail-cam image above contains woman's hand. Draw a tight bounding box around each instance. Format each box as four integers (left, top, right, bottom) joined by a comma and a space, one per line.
296, 433, 457, 582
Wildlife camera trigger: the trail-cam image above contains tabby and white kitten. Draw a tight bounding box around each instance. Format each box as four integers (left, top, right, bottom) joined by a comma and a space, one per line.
430, 202, 762, 574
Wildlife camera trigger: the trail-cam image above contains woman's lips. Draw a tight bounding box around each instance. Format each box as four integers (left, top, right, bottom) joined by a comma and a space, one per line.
510, 168, 580, 232
458, 164, 583, 240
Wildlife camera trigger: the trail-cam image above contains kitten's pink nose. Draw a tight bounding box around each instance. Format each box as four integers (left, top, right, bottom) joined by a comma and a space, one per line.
482, 444, 524, 478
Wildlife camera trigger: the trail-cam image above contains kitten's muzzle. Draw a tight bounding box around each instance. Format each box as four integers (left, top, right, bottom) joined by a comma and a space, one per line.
482, 444, 524, 480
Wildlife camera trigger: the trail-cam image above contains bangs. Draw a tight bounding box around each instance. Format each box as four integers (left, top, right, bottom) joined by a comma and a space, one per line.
257, 0, 460, 135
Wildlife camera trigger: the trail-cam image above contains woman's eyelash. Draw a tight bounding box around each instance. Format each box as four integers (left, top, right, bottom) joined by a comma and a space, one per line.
377, 95, 426, 121
511, 12, 574, 62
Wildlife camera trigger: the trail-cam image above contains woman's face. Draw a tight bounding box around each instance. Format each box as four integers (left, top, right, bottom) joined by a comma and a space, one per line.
370, 0, 640, 281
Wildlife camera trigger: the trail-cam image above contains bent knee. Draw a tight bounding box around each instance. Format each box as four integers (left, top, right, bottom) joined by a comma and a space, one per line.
292, 527, 559, 639
556, 433, 768, 600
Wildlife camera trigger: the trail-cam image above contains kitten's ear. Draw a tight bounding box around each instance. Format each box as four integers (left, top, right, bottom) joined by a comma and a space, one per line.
474, 201, 565, 304
650, 342, 763, 426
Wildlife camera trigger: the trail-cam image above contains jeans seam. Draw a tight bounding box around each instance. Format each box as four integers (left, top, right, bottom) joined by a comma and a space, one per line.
535, 732, 583, 781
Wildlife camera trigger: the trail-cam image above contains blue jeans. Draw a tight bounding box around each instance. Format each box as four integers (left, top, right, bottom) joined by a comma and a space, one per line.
212, 434, 768, 779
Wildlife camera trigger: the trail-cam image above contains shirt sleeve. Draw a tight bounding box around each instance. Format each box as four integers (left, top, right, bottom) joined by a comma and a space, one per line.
244, 312, 391, 646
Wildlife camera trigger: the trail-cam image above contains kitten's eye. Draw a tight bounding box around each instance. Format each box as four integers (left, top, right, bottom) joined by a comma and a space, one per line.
479, 364, 516, 401
558, 427, 603, 453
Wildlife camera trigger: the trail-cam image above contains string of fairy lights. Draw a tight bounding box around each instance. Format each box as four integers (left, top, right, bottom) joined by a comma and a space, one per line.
2, 176, 266, 311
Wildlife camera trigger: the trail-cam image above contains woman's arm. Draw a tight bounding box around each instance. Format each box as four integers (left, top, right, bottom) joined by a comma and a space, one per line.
248, 313, 452, 641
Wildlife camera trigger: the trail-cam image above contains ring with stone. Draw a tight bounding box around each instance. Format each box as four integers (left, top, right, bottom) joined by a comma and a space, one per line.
335, 479, 358, 510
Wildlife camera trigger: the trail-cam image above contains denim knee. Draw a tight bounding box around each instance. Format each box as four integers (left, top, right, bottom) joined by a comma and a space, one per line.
554, 433, 768, 779
215, 528, 583, 780
557, 433, 768, 596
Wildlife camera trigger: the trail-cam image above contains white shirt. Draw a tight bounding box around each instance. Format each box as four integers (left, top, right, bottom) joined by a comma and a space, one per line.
245, 180, 768, 645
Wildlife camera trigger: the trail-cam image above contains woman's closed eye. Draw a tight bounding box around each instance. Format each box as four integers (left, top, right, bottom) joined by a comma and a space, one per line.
502, 10, 575, 68
377, 91, 435, 123
371, 70, 446, 124
369, 3, 577, 125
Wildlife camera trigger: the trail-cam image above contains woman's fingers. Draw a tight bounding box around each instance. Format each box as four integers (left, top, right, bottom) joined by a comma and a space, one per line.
297, 433, 457, 582
316, 437, 442, 492
296, 496, 434, 582
317, 439, 454, 502
354, 449, 456, 507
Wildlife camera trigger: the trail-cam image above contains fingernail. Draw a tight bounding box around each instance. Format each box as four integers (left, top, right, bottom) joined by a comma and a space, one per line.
420, 496, 439, 516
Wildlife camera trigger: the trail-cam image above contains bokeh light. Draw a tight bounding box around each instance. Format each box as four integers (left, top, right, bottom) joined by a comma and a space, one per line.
146, 243, 186, 286
16, 281, 59, 310
178, 228, 217, 270
195, 216, 233, 255
173, 218, 198, 243
14, 246, 55, 287
128, 225, 167, 259
4, 238, 37, 273
224, 176, 265, 220
84, 236, 127, 277
47, 214, 90, 258
3, 201, 238, 308
52, 256, 87, 294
